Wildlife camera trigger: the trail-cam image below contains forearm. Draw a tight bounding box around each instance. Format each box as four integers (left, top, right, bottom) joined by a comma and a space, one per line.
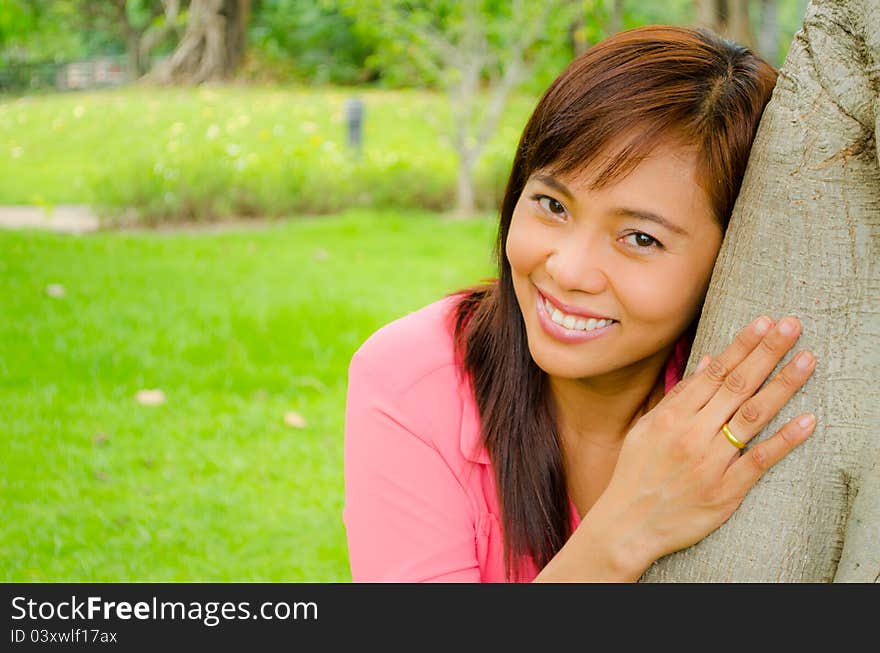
532, 501, 654, 583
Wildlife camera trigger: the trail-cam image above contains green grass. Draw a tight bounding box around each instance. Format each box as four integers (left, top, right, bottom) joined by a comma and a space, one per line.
0, 209, 497, 581
0, 85, 536, 220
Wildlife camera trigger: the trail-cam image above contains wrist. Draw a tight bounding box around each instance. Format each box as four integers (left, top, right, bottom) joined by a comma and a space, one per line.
582, 497, 655, 581
533, 503, 653, 582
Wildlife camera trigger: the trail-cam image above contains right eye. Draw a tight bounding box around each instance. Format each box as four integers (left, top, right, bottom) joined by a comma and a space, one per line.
532, 194, 567, 217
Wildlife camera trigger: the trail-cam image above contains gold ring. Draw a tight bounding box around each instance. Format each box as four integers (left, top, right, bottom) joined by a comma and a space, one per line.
722, 423, 746, 449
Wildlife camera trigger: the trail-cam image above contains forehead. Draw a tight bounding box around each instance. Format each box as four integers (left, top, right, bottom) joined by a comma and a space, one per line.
543, 133, 698, 192
534, 137, 715, 228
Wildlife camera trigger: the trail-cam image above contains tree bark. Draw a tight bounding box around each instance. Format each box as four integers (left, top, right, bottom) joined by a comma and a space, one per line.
641, 0, 879, 582
151, 0, 249, 84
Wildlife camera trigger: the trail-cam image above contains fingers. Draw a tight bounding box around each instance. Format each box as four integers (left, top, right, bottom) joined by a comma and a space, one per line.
662, 315, 774, 413
723, 413, 817, 493
706, 347, 817, 466
699, 317, 810, 436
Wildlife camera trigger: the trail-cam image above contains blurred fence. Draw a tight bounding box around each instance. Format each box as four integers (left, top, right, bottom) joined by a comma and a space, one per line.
0, 55, 164, 93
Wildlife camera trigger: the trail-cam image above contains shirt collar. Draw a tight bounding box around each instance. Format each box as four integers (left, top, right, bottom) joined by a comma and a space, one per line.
459, 377, 491, 465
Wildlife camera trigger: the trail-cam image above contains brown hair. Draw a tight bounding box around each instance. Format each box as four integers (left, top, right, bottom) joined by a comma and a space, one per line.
446, 25, 778, 581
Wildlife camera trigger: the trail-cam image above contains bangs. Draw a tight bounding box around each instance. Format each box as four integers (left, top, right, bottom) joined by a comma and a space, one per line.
537, 121, 693, 192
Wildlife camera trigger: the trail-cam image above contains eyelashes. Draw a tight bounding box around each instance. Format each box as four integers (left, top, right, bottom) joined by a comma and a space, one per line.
529, 193, 665, 251
621, 232, 662, 249
536, 195, 566, 215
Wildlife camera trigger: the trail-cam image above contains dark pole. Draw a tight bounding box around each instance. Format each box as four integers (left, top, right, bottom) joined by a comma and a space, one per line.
345, 97, 364, 160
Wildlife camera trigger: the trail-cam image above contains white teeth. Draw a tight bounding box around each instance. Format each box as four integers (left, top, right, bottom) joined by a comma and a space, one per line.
544, 296, 614, 332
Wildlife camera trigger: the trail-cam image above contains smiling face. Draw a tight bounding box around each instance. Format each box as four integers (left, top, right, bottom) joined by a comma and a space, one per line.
505, 136, 723, 384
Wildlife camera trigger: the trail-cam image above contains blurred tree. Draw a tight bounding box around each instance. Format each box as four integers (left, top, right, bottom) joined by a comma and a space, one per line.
112, 0, 185, 78
608, 0, 625, 35
0, 1, 38, 52
1, 1, 130, 67
695, 0, 755, 48
152, 0, 250, 83
568, 0, 623, 57
757, 0, 779, 64
341, 0, 585, 217
246, 0, 374, 84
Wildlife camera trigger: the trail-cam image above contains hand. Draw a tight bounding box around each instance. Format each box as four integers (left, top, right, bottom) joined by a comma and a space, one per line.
594, 315, 818, 573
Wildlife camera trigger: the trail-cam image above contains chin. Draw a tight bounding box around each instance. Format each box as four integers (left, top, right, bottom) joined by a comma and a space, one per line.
526, 340, 617, 379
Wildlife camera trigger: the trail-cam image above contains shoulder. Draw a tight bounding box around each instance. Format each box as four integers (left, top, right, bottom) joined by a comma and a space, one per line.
349, 293, 465, 395
345, 292, 487, 467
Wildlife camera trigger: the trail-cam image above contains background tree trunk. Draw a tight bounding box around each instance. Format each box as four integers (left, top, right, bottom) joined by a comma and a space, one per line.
695, 0, 720, 32
726, 0, 755, 48
608, 0, 624, 36
641, 0, 879, 582
757, 0, 780, 64
695, 0, 755, 48
152, 0, 249, 84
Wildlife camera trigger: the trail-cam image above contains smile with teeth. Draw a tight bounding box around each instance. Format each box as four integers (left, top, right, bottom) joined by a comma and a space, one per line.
543, 297, 616, 332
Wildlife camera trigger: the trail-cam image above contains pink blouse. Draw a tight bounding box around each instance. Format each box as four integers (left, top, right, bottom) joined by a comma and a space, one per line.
343, 293, 691, 582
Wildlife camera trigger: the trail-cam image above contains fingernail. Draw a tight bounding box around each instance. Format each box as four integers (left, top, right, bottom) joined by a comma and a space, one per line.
754, 316, 771, 335
797, 413, 816, 428
697, 355, 710, 372
778, 318, 797, 336
795, 351, 814, 370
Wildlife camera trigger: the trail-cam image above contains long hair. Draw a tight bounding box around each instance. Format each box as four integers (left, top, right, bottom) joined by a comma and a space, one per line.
446, 25, 778, 581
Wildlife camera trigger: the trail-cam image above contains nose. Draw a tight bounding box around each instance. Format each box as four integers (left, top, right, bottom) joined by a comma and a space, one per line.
545, 232, 609, 295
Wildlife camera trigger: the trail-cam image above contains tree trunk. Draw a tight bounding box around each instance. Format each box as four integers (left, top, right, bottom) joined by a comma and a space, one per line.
696, 0, 755, 49
455, 154, 477, 217
152, 0, 249, 84
641, 0, 879, 582
726, 0, 754, 49
609, 0, 624, 36
114, 0, 147, 79
125, 30, 146, 79
695, 0, 720, 32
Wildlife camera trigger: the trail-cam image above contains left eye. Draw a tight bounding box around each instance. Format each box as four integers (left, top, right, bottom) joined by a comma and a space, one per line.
623, 232, 661, 248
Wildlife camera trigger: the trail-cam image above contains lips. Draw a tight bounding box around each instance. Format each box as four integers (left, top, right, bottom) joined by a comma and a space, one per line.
534, 290, 617, 343
535, 285, 616, 322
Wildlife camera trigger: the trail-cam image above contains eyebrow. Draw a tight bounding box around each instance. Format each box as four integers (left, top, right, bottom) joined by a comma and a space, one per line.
531, 173, 691, 237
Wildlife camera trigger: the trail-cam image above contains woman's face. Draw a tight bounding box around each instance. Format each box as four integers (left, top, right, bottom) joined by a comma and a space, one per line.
505, 138, 723, 382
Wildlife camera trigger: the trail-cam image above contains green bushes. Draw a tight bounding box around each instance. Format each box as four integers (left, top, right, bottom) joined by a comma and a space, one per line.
1, 86, 531, 223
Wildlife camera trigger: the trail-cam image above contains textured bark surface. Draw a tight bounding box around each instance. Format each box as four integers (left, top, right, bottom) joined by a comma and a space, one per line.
641, 0, 879, 582
152, 0, 248, 84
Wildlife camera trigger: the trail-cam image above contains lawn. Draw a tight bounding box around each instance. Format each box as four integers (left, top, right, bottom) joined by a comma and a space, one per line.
0, 209, 497, 581
0, 85, 536, 220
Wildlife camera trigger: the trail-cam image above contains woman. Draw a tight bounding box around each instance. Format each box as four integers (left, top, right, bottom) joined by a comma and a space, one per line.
343, 25, 817, 582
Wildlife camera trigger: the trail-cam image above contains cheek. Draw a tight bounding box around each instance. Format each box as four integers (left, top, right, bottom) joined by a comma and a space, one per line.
505, 208, 542, 274
621, 263, 711, 324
